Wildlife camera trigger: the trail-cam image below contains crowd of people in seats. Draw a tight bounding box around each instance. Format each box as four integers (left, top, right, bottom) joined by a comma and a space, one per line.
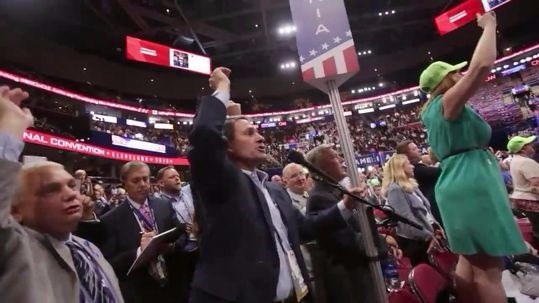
19, 71, 537, 169
4, 53, 539, 169
2, 11, 539, 303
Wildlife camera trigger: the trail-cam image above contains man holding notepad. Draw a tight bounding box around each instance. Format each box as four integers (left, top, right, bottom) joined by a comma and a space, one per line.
80, 160, 191, 303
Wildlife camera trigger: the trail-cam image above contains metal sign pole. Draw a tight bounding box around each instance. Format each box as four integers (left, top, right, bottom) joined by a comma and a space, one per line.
327, 79, 388, 303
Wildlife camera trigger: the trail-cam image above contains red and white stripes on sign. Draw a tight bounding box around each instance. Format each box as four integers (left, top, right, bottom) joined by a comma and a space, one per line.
301, 40, 359, 81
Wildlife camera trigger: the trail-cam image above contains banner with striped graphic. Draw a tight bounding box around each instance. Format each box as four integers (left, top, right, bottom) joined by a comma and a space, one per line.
289, 0, 359, 91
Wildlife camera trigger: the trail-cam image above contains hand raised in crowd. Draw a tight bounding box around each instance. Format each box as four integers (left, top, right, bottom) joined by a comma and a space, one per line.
226, 100, 241, 116
343, 184, 368, 210
140, 231, 157, 251
208, 67, 231, 91
476, 11, 496, 29
0, 86, 33, 138
80, 194, 95, 221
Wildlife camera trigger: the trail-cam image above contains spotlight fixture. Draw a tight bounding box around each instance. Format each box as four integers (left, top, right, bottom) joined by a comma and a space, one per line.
280, 61, 297, 70
357, 50, 372, 56
278, 25, 297, 36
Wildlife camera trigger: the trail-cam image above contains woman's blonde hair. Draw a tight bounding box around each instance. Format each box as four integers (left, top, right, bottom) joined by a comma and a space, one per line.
381, 154, 418, 196
421, 72, 459, 113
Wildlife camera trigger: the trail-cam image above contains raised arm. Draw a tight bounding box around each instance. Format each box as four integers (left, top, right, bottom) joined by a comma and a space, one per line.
0, 86, 33, 227
443, 12, 497, 120
188, 68, 240, 197
0, 86, 39, 303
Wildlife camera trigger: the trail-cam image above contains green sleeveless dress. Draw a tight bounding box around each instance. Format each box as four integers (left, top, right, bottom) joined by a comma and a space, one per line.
421, 95, 527, 255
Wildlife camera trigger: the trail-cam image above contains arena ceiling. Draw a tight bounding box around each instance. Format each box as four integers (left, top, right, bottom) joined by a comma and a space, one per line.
0, 0, 537, 104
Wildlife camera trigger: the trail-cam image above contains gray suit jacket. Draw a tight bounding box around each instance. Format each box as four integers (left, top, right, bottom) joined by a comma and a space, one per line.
386, 182, 435, 241
0, 159, 124, 303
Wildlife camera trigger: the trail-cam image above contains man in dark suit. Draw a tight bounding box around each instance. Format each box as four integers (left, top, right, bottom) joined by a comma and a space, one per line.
306, 144, 391, 303
396, 140, 443, 225
90, 161, 189, 303
188, 67, 361, 303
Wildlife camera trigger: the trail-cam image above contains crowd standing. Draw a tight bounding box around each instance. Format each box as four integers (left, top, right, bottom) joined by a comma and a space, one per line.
1, 11, 539, 303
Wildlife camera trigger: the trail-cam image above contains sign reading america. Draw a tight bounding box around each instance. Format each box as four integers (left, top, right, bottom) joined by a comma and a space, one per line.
289, 0, 359, 82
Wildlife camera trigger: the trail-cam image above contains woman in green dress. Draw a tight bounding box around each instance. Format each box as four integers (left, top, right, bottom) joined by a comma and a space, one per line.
419, 12, 526, 303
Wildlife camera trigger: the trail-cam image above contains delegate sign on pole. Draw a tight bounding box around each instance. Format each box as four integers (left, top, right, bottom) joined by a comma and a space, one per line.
289, 0, 359, 92
289, 1, 388, 302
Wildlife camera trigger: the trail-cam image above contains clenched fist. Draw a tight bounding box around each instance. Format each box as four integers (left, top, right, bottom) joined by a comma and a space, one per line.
209, 67, 231, 91
226, 100, 241, 116
0, 86, 33, 139
80, 194, 95, 220
476, 12, 496, 29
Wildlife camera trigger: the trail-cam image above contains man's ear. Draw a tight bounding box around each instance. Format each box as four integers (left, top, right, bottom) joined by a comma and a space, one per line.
226, 138, 235, 154
11, 204, 23, 223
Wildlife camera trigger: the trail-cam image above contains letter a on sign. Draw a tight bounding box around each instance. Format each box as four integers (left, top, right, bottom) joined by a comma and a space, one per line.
288, 0, 359, 92
315, 24, 330, 35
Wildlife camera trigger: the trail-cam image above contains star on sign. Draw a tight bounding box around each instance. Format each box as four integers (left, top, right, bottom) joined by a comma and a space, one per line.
333, 36, 342, 44
321, 43, 329, 50
309, 49, 318, 56
345, 30, 352, 37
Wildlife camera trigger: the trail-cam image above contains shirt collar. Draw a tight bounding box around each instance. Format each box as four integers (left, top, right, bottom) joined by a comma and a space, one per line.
127, 196, 148, 209
242, 169, 269, 184
287, 188, 308, 201
160, 191, 181, 202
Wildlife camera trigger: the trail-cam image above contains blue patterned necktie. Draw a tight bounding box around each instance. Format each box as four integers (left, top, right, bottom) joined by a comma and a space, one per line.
66, 240, 117, 303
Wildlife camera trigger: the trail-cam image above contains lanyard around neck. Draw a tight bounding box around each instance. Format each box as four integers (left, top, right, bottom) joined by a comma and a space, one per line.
128, 201, 157, 232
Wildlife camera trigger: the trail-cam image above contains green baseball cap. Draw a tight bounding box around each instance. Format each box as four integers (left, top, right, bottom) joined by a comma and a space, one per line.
507, 135, 536, 153
419, 61, 468, 93
368, 178, 380, 187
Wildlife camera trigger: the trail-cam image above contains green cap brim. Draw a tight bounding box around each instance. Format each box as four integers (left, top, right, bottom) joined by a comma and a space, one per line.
451, 61, 468, 72
522, 135, 537, 146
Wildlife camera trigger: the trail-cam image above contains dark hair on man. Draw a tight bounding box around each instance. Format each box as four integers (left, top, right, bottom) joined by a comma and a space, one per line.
223, 116, 249, 141
395, 140, 413, 155
156, 165, 176, 181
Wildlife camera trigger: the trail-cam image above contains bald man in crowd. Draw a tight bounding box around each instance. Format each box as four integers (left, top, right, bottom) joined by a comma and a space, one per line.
74, 169, 87, 180
282, 163, 321, 296
282, 163, 309, 213
270, 174, 283, 186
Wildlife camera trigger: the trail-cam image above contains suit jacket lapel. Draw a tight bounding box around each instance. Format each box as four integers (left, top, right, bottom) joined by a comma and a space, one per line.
37, 232, 77, 275
267, 186, 290, 227
148, 198, 166, 233
243, 174, 275, 235
120, 201, 143, 233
